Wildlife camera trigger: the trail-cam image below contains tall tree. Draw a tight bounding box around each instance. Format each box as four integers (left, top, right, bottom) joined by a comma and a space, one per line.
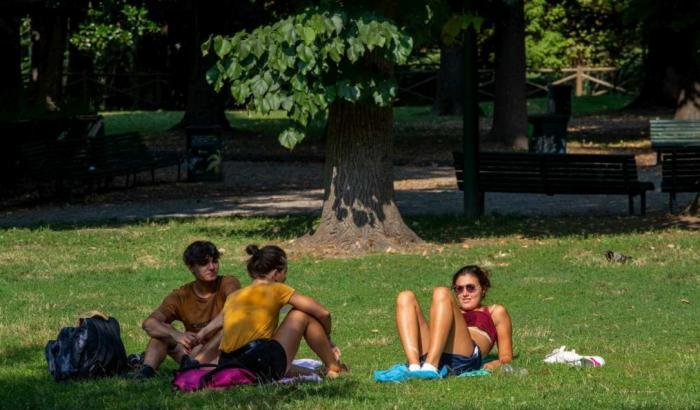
70, 0, 161, 110
628, 0, 700, 119
29, 7, 69, 112
434, 44, 464, 115
627, 0, 700, 213
432, 0, 466, 116
174, 0, 270, 128
490, 0, 527, 148
206, 6, 421, 251
0, 15, 23, 116
176, 0, 229, 127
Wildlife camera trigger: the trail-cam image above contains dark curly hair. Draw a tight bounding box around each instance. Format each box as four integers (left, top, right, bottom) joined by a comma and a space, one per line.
182, 241, 220, 266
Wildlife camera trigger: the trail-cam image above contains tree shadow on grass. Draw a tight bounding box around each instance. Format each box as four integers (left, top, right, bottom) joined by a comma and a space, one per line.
0, 214, 317, 237
2, 337, 359, 408
3, 211, 698, 247
2, 357, 359, 409
408, 213, 700, 243
193, 215, 316, 241
0, 216, 174, 231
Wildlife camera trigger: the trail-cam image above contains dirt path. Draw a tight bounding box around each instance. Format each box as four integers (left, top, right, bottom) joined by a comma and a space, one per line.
0, 161, 694, 228
2, 110, 693, 228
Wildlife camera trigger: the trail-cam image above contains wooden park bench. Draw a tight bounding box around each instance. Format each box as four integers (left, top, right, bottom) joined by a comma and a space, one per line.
89, 132, 184, 187
659, 149, 700, 210
17, 135, 96, 196
15, 131, 183, 197
650, 119, 700, 158
453, 151, 655, 215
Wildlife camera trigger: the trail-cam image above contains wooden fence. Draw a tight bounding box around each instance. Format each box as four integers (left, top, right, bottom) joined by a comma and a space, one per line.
65, 66, 632, 110
396, 65, 631, 105
64, 72, 175, 110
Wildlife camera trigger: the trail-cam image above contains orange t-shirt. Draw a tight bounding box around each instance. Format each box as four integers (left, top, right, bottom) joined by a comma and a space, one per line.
156, 275, 241, 332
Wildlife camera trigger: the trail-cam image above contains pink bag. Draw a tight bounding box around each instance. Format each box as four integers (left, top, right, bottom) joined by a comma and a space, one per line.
172, 366, 257, 392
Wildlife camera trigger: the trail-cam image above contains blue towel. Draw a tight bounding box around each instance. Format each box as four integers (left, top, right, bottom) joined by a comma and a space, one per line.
456, 369, 492, 377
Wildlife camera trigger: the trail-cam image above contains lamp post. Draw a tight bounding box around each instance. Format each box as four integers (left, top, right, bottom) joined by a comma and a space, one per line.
462, 0, 480, 218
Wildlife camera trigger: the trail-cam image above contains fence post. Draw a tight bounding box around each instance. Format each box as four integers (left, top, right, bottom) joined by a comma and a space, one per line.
575, 66, 584, 96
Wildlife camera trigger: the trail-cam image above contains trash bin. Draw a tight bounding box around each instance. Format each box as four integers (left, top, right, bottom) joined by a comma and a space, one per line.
547, 84, 572, 116
186, 126, 223, 181
528, 114, 569, 154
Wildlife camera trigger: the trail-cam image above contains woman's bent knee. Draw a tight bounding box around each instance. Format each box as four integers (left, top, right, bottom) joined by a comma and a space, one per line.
432, 286, 452, 301
396, 290, 417, 305
285, 308, 312, 323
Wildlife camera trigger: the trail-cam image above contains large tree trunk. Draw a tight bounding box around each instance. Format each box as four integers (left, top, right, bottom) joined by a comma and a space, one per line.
178, 0, 229, 128
636, 2, 700, 214
433, 45, 465, 116
490, 0, 528, 149
30, 12, 68, 113
673, 73, 700, 120
0, 15, 22, 117
299, 99, 421, 251
66, 4, 95, 112
631, 1, 700, 113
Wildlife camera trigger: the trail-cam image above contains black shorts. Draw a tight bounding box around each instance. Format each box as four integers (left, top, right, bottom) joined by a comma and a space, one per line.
220, 339, 287, 382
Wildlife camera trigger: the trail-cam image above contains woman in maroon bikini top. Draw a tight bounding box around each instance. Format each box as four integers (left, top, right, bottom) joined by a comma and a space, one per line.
394, 265, 513, 372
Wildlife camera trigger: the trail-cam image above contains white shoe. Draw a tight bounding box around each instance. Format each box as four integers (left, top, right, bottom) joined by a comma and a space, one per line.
581, 355, 605, 367
544, 346, 606, 367
543, 346, 584, 365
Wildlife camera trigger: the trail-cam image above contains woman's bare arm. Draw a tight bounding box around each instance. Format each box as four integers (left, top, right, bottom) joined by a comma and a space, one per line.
196, 312, 224, 342
482, 304, 513, 370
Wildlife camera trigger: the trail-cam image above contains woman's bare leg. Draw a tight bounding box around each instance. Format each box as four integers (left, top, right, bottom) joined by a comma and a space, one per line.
273, 309, 344, 374
423, 287, 474, 368
395, 290, 431, 366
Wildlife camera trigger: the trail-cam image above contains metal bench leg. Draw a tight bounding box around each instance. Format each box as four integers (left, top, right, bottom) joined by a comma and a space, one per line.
670, 192, 676, 212
628, 195, 634, 215
478, 191, 485, 216
641, 193, 646, 216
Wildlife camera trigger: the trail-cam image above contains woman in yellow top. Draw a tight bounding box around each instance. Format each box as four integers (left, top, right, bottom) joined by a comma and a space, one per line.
196, 244, 346, 381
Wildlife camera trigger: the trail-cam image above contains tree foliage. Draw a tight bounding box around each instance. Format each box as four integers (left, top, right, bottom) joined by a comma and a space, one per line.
202, 8, 412, 149
525, 0, 640, 69
70, 1, 159, 72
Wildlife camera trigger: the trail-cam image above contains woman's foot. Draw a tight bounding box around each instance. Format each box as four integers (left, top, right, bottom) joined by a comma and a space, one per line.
324, 362, 348, 379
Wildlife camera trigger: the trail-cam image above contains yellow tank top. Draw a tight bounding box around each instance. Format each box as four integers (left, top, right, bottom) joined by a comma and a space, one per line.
219, 282, 295, 353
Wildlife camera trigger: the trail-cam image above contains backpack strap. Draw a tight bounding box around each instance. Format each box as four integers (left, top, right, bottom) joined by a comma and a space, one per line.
178, 362, 217, 372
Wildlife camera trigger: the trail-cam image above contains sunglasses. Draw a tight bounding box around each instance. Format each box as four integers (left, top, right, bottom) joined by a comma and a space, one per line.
452, 284, 480, 294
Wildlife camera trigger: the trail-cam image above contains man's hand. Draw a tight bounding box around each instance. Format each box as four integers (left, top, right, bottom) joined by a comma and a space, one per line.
172, 331, 200, 352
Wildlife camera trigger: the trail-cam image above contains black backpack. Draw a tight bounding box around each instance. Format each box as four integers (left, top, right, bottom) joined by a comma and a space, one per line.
45, 315, 128, 381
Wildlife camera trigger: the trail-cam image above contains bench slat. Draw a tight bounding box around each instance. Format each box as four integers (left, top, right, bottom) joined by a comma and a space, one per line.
650, 119, 700, 151
453, 151, 654, 214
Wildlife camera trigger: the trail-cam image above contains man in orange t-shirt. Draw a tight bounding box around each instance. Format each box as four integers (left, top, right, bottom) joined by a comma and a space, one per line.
129, 241, 240, 379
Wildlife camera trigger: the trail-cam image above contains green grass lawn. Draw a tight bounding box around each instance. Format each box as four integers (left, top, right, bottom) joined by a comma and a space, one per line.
101, 95, 633, 138
1, 215, 698, 409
